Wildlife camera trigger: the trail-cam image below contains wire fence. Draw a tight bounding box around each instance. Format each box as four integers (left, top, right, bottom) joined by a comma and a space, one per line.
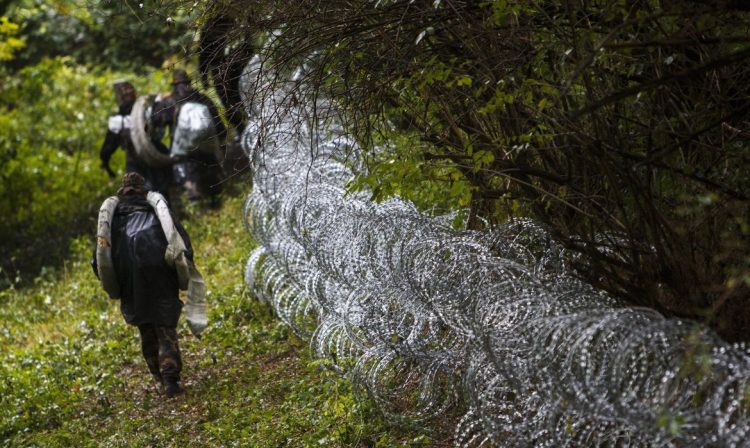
239, 54, 750, 447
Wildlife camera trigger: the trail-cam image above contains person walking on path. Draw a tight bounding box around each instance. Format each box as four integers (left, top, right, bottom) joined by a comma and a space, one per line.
92, 172, 193, 398
100, 80, 173, 201
151, 69, 225, 207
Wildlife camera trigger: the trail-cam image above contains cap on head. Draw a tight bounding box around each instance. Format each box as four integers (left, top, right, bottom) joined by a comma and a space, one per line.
113, 80, 136, 104
171, 69, 191, 85
117, 172, 147, 196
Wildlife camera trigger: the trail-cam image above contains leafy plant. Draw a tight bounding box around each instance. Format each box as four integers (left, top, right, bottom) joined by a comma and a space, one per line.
4, 0, 193, 72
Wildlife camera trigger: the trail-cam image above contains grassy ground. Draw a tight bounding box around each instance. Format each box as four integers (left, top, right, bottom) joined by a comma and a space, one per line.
0, 190, 441, 447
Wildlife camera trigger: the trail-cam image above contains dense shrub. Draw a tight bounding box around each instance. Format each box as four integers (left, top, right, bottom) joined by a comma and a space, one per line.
4, 0, 193, 72
200, 0, 750, 340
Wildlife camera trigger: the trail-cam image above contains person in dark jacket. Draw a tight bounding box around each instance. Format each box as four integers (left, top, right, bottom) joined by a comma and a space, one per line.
93, 172, 193, 398
100, 80, 173, 201
151, 70, 224, 206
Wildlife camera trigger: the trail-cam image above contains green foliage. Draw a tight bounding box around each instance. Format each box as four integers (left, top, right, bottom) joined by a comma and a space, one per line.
0, 236, 135, 442
1, 58, 109, 231
5, 0, 193, 72
348, 131, 474, 220
0, 194, 436, 447
0, 16, 24, 60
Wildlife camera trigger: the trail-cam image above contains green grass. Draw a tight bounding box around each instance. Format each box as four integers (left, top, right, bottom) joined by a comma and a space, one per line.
0, 191, 442, 447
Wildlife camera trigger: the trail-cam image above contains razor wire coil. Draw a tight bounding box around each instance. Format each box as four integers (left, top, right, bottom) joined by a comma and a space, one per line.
240, 53, 750, 447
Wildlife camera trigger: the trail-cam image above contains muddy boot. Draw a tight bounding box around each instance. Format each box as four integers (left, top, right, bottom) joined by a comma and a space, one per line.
164, 380, 184, 398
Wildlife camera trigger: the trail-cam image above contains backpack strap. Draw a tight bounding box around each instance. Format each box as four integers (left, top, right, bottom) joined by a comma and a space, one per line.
146, 191, 190, 289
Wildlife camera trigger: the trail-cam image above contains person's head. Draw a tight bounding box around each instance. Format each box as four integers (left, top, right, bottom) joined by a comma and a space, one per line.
113, 80, 136, 106
170, 69, 195, 100
171, 69, 191, 86
117, 172, 147, 198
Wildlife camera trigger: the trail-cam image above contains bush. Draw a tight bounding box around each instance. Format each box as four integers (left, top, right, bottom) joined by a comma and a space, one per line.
208, 0, 750, 341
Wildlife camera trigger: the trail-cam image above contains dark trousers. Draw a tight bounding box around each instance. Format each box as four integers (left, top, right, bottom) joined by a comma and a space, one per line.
173, 156, 223, 200
137, 324, 182, 383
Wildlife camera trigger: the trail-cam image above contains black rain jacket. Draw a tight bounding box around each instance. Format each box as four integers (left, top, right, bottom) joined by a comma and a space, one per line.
93, 193, 193, 327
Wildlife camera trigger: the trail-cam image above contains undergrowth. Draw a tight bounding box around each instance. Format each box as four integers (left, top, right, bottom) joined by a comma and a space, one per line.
0, 192, 438, 447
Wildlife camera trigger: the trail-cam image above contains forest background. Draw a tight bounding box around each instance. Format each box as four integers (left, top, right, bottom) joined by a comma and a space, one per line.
1, 0, 750, 445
